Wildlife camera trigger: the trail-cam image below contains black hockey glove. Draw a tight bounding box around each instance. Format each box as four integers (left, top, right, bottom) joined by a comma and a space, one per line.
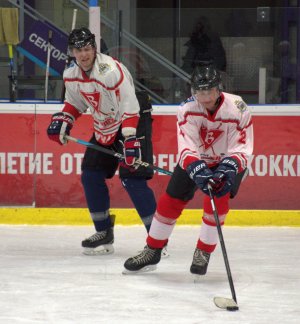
186, 160, 213, 195
47, 112, 74, 145
211, 157, 239, 197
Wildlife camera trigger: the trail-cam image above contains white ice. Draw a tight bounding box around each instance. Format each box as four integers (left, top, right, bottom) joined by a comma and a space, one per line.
0, 225, 299, 324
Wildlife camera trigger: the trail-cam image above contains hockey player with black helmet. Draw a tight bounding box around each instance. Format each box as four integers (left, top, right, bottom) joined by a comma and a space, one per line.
124, 64, 253, 274
47, 27, 168, 256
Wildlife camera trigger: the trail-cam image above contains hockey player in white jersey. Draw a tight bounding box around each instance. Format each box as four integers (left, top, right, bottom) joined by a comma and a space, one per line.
124, 64, 253, 273
47, 27, 162, 256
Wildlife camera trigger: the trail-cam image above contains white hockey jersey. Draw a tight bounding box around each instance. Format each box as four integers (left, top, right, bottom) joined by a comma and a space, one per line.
63, 53, 140, 145
177, 92, 253, 172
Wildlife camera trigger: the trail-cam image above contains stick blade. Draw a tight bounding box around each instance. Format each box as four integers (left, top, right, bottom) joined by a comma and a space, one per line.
122, 264, 157, 275
214, 297, 239, 311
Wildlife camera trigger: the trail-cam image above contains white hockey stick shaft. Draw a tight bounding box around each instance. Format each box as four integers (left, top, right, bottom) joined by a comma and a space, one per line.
45, 30, 53, 102
61, 9, 78, 102
71, 9, 78, 30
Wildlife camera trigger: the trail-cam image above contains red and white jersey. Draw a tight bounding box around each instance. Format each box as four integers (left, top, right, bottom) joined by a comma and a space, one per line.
63, 53, 140, 145
178, 92, 253, 172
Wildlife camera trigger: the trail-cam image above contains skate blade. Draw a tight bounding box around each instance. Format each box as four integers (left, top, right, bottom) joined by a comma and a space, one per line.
214, 297, 239, 311
122, 264, 157, 275
82, 244, 114, 256
192, 273, 206, 283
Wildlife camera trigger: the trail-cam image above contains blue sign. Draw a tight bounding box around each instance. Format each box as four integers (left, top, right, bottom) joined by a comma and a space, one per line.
17, 21, 68, 76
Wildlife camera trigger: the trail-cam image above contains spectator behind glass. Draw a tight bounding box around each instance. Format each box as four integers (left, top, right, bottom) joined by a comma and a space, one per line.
181, 16, 227, 74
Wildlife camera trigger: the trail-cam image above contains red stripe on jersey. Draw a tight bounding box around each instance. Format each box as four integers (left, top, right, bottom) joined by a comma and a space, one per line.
182, 154, 199, 170
178, 112, 207, 127
81, 69, 89, 81
178, 112, 241, 128
110, 61, 124, 90
179, 148, 198, 160
237, 119, 253, 131
123, 112, 139, 118
122, 116, 139, 129
62, 102, 82, 119
64, 77, 123, 91
94, 130, 117, 145
64, 60, 125, 91
64, 62, 124, 91
230, 153, 248, 171
64, 77, 108, 89
94, 120, 121, 133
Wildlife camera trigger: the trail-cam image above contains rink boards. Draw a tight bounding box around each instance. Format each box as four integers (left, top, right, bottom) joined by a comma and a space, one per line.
0, 103, 299, 225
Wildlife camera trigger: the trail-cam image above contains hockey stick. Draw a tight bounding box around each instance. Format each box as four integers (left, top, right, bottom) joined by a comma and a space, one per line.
67, 133, 237, 307
71, 8, 78, 30
207, 180, 239, 311
45, 29, 53, 102
8, 44, 17, 102
65, 135, 173, 176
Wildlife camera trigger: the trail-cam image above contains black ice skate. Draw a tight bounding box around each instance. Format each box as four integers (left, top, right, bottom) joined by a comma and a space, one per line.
190, 248, 211, 275
123, 245, 162, 274
82, 215, 115, 255
138, 242, 170, 259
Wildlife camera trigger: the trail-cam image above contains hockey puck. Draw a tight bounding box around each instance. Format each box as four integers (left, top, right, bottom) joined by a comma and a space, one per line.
226, 306, 239, 311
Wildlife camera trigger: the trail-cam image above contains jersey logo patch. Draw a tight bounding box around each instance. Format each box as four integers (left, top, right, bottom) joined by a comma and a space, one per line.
234, 99, 247, 112
200, 126, 223, 150
80, 91, 100, 112
98, 63, 111, 74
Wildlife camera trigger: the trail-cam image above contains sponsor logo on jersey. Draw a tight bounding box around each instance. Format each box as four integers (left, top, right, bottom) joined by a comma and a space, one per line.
95, 132, 115, 144
200, 126, 223, 150
200, 153, 223, 164
80, 90, 100, 111
81, 90, 118, 128
100, 117, 116, 127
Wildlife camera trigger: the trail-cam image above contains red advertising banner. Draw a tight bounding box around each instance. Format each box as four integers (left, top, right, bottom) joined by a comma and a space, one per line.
0, 104, 299, 210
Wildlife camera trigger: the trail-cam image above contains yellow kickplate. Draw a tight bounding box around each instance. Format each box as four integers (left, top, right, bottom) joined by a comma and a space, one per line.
0, 208, 299, 226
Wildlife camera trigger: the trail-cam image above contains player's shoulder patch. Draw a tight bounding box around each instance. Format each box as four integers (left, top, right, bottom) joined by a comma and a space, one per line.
63, 62, 77, 79
69, 61, 76, 68
181, 96, 195, 106
65, 61, 76, 71
234, 99, 247, 112
98, 63, 112, 75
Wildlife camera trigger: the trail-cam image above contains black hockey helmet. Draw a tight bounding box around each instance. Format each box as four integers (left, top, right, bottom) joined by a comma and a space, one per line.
68, 27, 96, 49
191, 64, 221, 91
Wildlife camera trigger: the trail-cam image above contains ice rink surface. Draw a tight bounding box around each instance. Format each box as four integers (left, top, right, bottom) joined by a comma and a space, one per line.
0, 225, 299, 324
